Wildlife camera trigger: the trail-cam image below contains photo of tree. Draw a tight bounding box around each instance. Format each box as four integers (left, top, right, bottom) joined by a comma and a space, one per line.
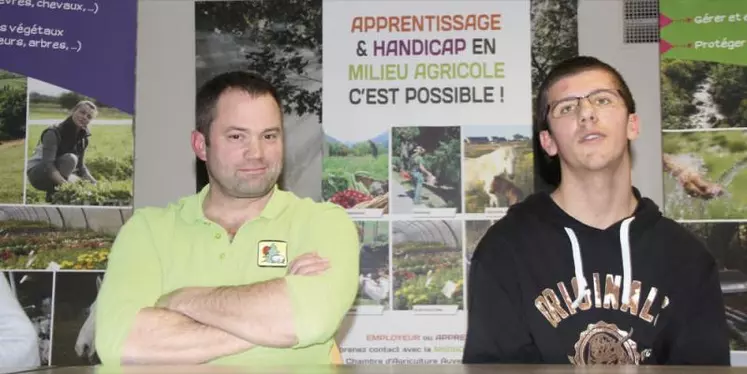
530, 0, 579, 192
0, 69, 27, 205
661, 60, 747, 130
195, 0, 323, 199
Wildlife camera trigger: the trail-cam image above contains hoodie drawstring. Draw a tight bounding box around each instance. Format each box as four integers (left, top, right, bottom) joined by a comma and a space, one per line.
564, 217, 635, 310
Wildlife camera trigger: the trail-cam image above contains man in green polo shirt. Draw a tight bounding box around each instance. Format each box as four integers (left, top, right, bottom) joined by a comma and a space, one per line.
94, 71, 360, 366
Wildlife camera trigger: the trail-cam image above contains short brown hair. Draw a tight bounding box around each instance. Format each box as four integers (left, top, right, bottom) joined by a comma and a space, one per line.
533, 56, 636, 187
195, 70, 283, 145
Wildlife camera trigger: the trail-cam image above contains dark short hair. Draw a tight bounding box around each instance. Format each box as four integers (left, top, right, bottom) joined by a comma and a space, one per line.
533, 56, 636, 187
195, 70, 283, 145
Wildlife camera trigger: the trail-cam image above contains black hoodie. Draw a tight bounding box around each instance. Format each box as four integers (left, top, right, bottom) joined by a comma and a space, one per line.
462, 187, 731, 366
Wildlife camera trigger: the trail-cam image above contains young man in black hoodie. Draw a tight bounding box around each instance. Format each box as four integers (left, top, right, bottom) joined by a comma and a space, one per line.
462, 56, 731, 366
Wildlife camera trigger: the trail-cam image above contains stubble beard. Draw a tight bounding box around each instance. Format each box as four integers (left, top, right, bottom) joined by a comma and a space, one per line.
208, 161, 282, 199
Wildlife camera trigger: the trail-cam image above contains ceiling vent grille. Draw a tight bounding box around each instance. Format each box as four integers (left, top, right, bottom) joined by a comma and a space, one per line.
624, 0, 660, 44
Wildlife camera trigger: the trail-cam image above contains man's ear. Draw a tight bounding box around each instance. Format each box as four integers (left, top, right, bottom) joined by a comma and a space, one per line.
627, 113, 640, 141
191, 130, 208, 162
539, 130, 558, 157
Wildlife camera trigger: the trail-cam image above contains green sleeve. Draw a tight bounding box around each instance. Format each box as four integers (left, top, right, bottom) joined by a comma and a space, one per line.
95, 209, 164, 365
284, 204, 360, 348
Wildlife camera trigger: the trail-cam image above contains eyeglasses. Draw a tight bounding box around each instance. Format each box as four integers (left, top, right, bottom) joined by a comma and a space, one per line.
547, 89, 624, 119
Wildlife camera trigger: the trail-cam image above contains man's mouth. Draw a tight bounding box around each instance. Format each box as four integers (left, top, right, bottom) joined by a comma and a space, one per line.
238, 167, 267, 175
580, 133, 605, 143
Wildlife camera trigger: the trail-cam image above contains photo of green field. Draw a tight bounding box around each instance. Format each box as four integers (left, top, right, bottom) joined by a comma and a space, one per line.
462, 125, 533, 214
24, 78, 133, 207
0, 69, 27, 205
323, 131, 388, 212
662, 129, 747, 220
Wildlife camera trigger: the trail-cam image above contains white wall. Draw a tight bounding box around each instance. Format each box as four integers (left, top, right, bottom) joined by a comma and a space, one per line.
133, 0, 197, 208
578, 0, 663, 207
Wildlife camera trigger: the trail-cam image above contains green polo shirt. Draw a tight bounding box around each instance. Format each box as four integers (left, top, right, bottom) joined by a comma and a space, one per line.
94, 184, 360, 366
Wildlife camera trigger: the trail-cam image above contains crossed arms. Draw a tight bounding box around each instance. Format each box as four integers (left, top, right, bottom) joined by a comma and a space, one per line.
120, 252, 330, 364
94, 207, 359, 365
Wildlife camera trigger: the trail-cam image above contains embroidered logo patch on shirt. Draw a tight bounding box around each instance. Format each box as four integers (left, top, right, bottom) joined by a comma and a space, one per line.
257, 240, 288, 267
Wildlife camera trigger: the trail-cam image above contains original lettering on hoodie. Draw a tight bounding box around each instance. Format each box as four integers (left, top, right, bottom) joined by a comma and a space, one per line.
535, 274, 668, 328
534, 273, 669, 365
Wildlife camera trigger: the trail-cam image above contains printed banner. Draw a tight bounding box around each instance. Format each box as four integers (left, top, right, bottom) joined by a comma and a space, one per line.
659, 0, 747, 352
0, 0, 136, 208
321, 0, 535, 365
0, 0, 137, 367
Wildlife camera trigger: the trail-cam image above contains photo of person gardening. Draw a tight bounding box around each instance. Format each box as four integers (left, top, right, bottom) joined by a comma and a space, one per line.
391, 219, 463, 312
662, 129, 747, 220
391, 126, 461, 215
353, 220, 390, 312
0, 69, 27, 205
462, 125, 533, 215
23, 79, 133, 207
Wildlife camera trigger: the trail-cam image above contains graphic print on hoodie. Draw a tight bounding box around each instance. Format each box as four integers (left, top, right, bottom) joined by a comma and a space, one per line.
462, 188, 730, 366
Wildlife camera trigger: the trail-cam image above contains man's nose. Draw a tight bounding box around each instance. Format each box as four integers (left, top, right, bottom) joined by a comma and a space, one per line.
243, 139, 262, 159
577, 98, 597, 125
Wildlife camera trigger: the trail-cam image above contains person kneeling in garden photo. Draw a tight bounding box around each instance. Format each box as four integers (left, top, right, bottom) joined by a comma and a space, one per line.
26, 100, 98, 202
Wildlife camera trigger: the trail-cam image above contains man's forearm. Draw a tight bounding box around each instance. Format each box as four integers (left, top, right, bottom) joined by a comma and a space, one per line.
120, 307, 254, 365
165, 278, 298, 348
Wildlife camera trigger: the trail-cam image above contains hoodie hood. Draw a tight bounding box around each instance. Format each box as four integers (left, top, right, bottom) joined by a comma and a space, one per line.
505, 187, 663, 311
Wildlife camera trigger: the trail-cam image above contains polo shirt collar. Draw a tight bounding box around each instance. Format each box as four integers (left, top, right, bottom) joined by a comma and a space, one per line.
180, 183, 289, 223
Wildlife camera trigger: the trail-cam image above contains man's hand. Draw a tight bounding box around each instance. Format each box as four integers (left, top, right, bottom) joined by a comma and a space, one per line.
153, 252, 330, 311
154, 288, 197, 311
155, 289, 181, 309
287, 252, 330, 276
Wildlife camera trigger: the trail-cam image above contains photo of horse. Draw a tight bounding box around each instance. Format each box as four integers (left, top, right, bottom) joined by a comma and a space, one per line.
51, 271, 103, 365
462, 125, 533, 215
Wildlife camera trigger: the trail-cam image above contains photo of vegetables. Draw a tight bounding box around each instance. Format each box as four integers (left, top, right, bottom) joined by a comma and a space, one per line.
0, 205, 131, 270
391, 220, 463, 311
323, 131, 388, 212
662, 129, 747, 220
354, 220, 390, 310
